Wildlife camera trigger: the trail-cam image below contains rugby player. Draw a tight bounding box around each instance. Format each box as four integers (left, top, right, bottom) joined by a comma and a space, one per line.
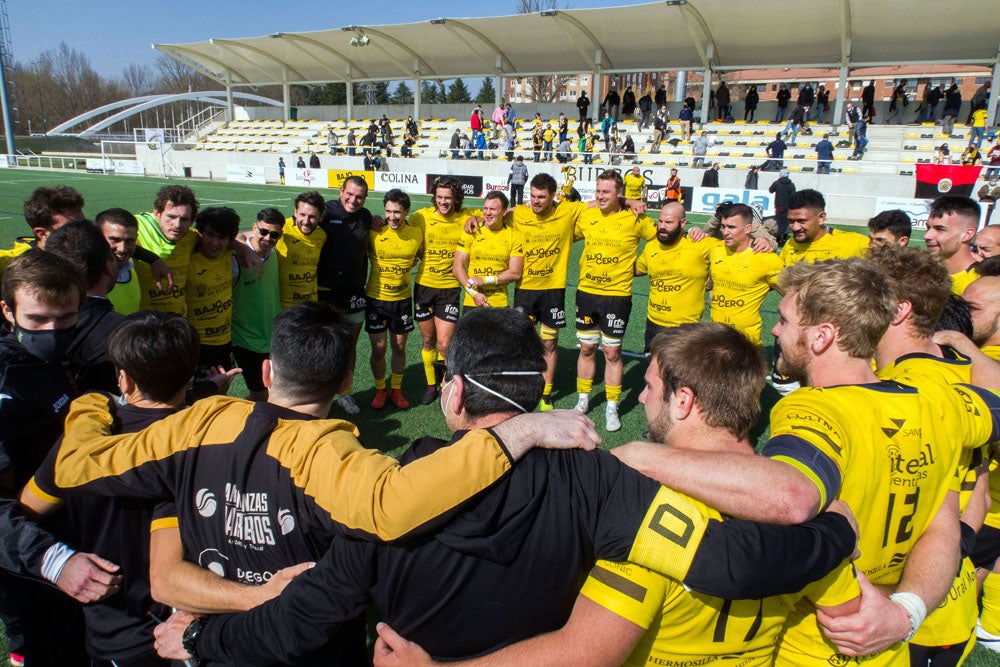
97, 208, 143, 315
622, 165, 646, 201
318, 175, 376, 416
276, 190, 326, 311
923, 195, 981, 294
0, 185, 84, 274
573, 170, 656, 431
366, 323, 860, 667
135, 185, 200, 316
366, 189, 423, 410
974, 225, 1000, 260
708, 203, 783, 346
231, 208, 283, 401
453, 191, 523, 309
613, 258, 1000, 664
186, 207, 240, 373
411, 176, 483, 404
150, 310, 858, 666
867, 209, 912, 249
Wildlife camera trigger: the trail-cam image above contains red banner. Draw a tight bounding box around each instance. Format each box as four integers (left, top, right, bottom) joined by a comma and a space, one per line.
914, 164, 983, 199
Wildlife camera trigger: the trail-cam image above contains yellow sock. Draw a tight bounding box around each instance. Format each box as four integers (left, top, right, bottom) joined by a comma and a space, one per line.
606, 385, 622, 403
577, 378, 593, 395
543, 382, 553, 397
374, 377, 387, 390
390, 372, 403, 390
437, 351, 445, 363
421, 349, 437, 385
982, 572, 1000, 634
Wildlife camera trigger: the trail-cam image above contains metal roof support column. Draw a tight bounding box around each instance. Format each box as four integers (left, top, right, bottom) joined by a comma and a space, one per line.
495, 59, 503, 109
700, 45, 714, 125
832, 65, 849, 130
225, 71, 234, 122
987, 59, 999, 126
413, 75, 421, 120
281, 76, 291, 122
675, 71, 687, 103
346, 76, 354, 122
591, 50, 603, 123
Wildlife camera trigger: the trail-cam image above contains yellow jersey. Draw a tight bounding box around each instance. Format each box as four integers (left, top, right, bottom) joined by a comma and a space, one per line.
767, 381, 999, 666
635, 236, 715, 327
980, 345, 1000, 362
575, 208, 657, 297
510, 201, 586, 291
623, 172, 646, 201
951, 267, 978, 296
135, 213, 199, 317
0, 237, 32, 276
185, 251, 235, 346
365, 223, 423, 302
780, 228, 869, 266
275, 218, 326, 310
457, 225, 524, 307
708, 245, 783, 345
412, 207, 482, 290
583, 496, 858, 667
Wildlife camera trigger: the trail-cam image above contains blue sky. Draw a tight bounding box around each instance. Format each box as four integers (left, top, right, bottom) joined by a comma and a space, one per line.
9, 0, 646, 77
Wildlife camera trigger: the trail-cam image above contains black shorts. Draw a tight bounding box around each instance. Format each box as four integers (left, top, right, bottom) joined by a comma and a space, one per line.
365, 298, 415, 335
198, 343, 234, 373
575, 290, 632, 338
514, 288, 567, 329
644, 319, 672, 354
972, 524, 1000, 570
318, 288, 367, 314
414, 284, 461, 324
232, 346, 269, 393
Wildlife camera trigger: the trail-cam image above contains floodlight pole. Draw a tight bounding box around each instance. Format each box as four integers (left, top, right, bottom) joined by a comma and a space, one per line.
0, 55, 14, 155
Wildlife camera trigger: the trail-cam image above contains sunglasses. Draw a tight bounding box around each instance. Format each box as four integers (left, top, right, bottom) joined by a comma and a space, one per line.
256, 226, 283, 239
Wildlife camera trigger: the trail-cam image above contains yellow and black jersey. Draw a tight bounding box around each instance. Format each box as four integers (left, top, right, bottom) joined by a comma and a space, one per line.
366, 223, 423, 302
457, 225, 524, 307
635, 237, 715, 327
582, 493, 858, 667
575, 208, 656, 297
185, 251, 235, 346
708, 245, 783, 345
511, 201, 586, 291
134, 213, 200, 316
275, 219, 326, 310
0, 237, 32, 276
981, 345, 1000, 362
779, 228, 868, 267
411, 207, 482, 289
877, 348, 972, 386
951, 267, 979, 296
766, 381, 1000, 665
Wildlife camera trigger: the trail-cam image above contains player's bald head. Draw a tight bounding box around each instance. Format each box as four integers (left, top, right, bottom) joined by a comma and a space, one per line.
659, 202, 685, 221
977, 226, 1000, 259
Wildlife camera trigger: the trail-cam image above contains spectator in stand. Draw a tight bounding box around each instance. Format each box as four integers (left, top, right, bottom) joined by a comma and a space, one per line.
462, 134, 474, 160
745, 164, 760, 190
961, 143, 982, 167
604, 87, 621, 120
942, 83, 962, 135
885, 80, 908, 125
470, 107, 483, 144
502, 123, 516, 161
296, 155, 306, 168
861, 80, 876, 122
532, 124, 544, 163
763, 132, 787, 171
347, 129, 357, 156
406, 116, 419, 138
701, 163, 720, 187
621, 133, 636, 161
783, 103, 808, 146
600, 112, 614, 150
744, 85, 759, 122
543, 124, 555, 162
691, 131, 711, 168
850, 118, 869, 160
969, 81, 991, 124
797, 83, 815, 116
986, 134, 1000, 180
309, 152, 321, 169
679, 103, 693, 142
557, 113, 569, 144
935, 143, 952, 164
492, 103, 506, 133
505, 102, 517, 127
768, 168, 796, 244
576, 92, 590, 122
845, 102, 861, 141
923, 84, 943, 123
813, 84, 829, 122
654, 84, 667, 110
400, 131, 416, 159
621, 86, 637, 118
450, 129, 462, 160
638, 87, 653, 130
774, 84, 791, 122
815, 133, 835, 174
715, 81, 730, 121
650, 110, 667, 154
379, 115, 393, 152
508, 156, 528, 206
979, 174, 1000, 225
970, 103, 989, 150
556, 138, 572, 164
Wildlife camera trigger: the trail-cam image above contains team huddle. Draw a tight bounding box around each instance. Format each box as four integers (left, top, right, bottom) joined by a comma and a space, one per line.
3, 173, 1000, 667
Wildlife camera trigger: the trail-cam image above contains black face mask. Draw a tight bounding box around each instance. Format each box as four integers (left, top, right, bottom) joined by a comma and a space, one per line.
15, 325, 75, 362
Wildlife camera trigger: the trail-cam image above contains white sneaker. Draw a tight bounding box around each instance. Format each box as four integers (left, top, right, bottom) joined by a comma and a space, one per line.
605, 402, 621, 432
574, 394, 590, 413
977, 620, 1000, 653
337, 394, 361, 415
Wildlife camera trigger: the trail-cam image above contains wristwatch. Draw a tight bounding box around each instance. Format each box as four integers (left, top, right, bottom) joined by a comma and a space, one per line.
182, 616, 206, 660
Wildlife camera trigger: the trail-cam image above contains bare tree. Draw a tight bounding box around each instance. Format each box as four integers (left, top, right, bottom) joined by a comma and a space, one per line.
515, 0, 572, 103
154, 53, 214, 94
120, 63, 156, 97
